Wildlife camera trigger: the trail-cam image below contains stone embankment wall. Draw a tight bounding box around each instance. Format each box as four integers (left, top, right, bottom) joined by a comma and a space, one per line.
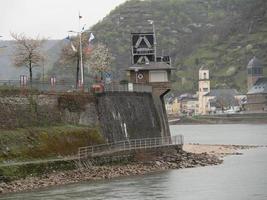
0, 94, 98, 129
0, 92, 170, 142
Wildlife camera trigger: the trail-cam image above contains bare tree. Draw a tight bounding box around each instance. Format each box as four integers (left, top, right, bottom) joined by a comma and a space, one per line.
59, 35, 112, 86
11, 33, 45, 84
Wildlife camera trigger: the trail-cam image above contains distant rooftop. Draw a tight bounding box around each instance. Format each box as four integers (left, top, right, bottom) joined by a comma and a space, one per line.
204, 89, 240, 97
247, 56, 262, 69
205, 89, 240, 106
247, 77, 267, 94
199, 65, 209, 70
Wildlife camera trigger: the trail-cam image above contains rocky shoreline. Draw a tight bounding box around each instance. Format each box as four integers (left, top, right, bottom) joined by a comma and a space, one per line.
0, 144, 253, 195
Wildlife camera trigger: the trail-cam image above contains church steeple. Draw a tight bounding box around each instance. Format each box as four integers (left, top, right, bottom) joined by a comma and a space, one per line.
198, 66, 210, 93
247, 56, 263, 91
198, 66, 210, 115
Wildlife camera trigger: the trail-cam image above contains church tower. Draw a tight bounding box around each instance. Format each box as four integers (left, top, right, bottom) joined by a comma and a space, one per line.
198, 66, 210, 115
247, 56, 263, 91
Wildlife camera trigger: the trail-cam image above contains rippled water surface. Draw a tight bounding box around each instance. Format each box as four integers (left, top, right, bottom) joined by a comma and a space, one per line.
1, 124, 267, 200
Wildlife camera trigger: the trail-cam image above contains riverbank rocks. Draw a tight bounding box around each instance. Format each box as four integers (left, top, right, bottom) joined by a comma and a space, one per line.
0, 149, 224, 195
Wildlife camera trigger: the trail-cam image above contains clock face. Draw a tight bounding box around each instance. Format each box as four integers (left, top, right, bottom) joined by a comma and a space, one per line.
137, 73, 144, 80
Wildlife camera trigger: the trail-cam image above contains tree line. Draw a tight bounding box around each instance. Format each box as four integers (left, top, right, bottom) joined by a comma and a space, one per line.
10, 32, 112, 87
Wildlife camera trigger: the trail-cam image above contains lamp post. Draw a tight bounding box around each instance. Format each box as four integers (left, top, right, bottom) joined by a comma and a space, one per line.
148, 20, 156, 62
68, 29, 85, 88
0, 36, 7, 49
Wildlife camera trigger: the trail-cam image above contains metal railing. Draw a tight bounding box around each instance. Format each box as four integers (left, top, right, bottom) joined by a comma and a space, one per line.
0, 80, 92, 93
78, 135, 184, 160
0, 80, 152, 94
104, 83, 152, 93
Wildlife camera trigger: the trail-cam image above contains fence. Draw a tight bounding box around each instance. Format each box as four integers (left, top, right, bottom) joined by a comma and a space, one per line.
0, 80, 93, 92
78, 135, 184, 160
104, 83, 152, 93
0, 80, 152, 94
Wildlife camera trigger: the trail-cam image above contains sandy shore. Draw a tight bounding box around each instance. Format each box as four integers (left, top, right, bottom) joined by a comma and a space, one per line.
183, 144, 257, 157
0, 144, 256, 195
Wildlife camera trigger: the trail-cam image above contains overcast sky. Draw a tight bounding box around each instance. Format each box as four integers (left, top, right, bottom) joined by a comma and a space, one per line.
0, 0, 127, 40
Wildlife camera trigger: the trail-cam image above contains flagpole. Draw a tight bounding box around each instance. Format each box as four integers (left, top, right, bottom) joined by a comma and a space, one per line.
79, 12, 84, 88
153, 21, 157, 62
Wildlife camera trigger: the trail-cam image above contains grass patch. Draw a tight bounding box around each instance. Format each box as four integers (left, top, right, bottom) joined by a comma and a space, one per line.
0, 125, 104, 163
0, 85, 39, 96
0, 160, 77, 181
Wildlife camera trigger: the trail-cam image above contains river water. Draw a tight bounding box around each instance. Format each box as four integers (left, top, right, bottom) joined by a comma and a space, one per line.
1, 124, 267, 200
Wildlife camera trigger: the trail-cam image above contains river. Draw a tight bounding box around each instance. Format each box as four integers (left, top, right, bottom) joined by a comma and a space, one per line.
1, 124, 267, 200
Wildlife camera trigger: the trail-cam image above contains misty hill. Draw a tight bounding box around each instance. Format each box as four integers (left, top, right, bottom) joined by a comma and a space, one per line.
0, 40, 61, 80
89, 0, 267, 93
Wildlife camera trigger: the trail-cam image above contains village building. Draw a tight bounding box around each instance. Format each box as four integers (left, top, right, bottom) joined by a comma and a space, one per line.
165, 96, 181, 114
245, 57, 267, 112
204, 89, 241, 114
165, 93, 198, 116
197, 67, 244, 115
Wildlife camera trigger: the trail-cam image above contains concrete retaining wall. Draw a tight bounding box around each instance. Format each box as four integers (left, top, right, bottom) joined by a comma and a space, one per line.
96, 92, 162, 142
0, 92, 170, 143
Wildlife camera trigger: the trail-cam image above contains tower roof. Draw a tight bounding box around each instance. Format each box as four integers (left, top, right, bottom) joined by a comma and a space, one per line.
199, 65, 208, 70
247, 77, 267, 94
247, 56, 262, 69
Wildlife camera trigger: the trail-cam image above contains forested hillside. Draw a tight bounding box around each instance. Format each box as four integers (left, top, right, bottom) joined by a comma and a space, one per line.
1, 0, 267, 93
90, 0, 267, 93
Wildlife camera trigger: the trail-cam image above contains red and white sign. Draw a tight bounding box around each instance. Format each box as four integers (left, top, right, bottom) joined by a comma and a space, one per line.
50, 76, 56, 87
78, 79, 84, 88
20, 75, 27, 87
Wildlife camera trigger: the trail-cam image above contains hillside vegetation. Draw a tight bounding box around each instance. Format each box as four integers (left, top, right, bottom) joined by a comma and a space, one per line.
90, 0, 267, 93
1, 0, 267, 93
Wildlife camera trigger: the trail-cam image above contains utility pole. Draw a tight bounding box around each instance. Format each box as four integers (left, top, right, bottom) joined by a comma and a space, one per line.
68, 13, 85, 90
78, 13, 84, 88
68, 30, 85, 89
0, 36, 7, 49
148, 20, 156, 62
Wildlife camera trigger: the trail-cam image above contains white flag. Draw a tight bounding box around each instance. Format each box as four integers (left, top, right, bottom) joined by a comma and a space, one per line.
89, 33, 95, 43
70, 42, 77, 52
148, 20, 154, 24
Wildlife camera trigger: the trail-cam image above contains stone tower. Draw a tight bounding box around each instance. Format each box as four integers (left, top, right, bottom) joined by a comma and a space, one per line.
127, 30, 174, 137
247, 56, 263, 91
198, 66, 210, 115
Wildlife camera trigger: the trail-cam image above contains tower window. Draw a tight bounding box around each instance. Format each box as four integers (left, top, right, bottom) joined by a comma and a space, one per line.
204, 73, 207, 79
